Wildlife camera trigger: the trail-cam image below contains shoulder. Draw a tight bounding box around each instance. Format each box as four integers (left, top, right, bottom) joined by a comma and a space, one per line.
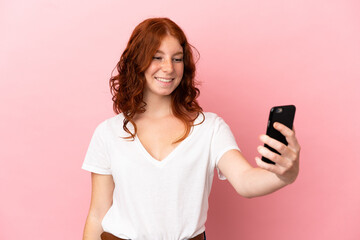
93, 113, 129, 138
95, 113, 123, 128
201, 112, 225, 124
202, 111, 217, 119
197, 112, 229, 130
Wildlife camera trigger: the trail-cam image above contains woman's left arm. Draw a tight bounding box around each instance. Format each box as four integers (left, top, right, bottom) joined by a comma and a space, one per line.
217, 122, 300, 198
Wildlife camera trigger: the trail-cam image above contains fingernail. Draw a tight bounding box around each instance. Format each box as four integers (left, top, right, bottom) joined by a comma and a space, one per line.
260, 135, 266, 141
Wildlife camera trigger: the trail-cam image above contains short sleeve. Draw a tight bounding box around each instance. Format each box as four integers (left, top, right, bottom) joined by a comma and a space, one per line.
81, 121, 112, 175
211, 116, 241, 180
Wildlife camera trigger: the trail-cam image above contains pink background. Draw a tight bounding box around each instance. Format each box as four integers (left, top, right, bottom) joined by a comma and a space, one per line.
1, 0, 359, 239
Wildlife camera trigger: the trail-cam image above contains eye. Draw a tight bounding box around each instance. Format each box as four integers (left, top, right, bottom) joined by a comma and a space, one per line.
152, 56, 162, 61
172, 58, 183, 63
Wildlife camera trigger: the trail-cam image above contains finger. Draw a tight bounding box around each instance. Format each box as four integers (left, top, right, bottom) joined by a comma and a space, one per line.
255, 157, 283, 175
273, 122, 300, 151
257, 145, 289, 167
259, 134, 298, 160
259, 134, 290, 156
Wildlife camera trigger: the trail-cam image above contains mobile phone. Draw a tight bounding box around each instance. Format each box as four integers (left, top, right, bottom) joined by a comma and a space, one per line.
261, 105, 296, 165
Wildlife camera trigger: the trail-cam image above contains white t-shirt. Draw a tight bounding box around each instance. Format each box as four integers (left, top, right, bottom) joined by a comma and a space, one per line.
82, 112, 240, 240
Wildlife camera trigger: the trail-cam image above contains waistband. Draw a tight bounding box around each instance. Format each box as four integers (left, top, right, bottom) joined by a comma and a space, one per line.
100, 231, 206, 240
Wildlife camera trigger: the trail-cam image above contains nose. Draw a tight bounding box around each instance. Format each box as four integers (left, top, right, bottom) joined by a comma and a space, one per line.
161, 58, 174, 73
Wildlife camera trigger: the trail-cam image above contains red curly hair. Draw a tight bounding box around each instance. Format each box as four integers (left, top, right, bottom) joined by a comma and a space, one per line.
109, 17, 204, 143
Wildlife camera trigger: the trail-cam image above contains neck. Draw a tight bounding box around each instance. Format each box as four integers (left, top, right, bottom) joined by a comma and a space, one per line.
142, 93, 174, 119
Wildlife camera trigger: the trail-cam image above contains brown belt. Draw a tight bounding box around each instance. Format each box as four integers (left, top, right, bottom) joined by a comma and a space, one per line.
101, 231, 205, 240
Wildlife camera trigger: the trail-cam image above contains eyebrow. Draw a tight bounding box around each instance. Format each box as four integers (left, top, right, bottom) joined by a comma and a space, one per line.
155, 50, 183, 56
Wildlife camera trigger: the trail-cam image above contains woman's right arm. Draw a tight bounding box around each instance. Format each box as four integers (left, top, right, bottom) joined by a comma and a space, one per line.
83, 173, 114, 240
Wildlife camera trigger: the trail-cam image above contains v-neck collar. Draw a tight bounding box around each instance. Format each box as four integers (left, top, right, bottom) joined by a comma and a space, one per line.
134, 114, 203, 166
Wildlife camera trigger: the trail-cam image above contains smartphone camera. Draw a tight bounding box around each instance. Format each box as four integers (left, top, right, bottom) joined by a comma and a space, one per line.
275, 108, 283, 114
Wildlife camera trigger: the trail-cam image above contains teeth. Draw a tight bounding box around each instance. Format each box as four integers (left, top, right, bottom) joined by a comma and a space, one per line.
156, 77, 173, 83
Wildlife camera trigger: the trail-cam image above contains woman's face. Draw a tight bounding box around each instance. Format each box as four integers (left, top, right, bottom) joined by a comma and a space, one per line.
144, 35, 184, 98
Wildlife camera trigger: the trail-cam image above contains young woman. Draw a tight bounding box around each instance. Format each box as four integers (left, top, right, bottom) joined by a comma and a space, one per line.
82, 17, 300, 240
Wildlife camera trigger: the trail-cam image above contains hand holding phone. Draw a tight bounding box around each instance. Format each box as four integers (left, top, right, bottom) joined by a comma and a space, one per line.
261, 105, 296, 165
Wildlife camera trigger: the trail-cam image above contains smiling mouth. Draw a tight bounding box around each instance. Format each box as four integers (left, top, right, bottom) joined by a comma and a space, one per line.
155, 77, 174, 83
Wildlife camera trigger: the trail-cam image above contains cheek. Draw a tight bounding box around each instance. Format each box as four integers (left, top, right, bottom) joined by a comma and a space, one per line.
177, 64, 184, 77
145, 63, 160, 77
